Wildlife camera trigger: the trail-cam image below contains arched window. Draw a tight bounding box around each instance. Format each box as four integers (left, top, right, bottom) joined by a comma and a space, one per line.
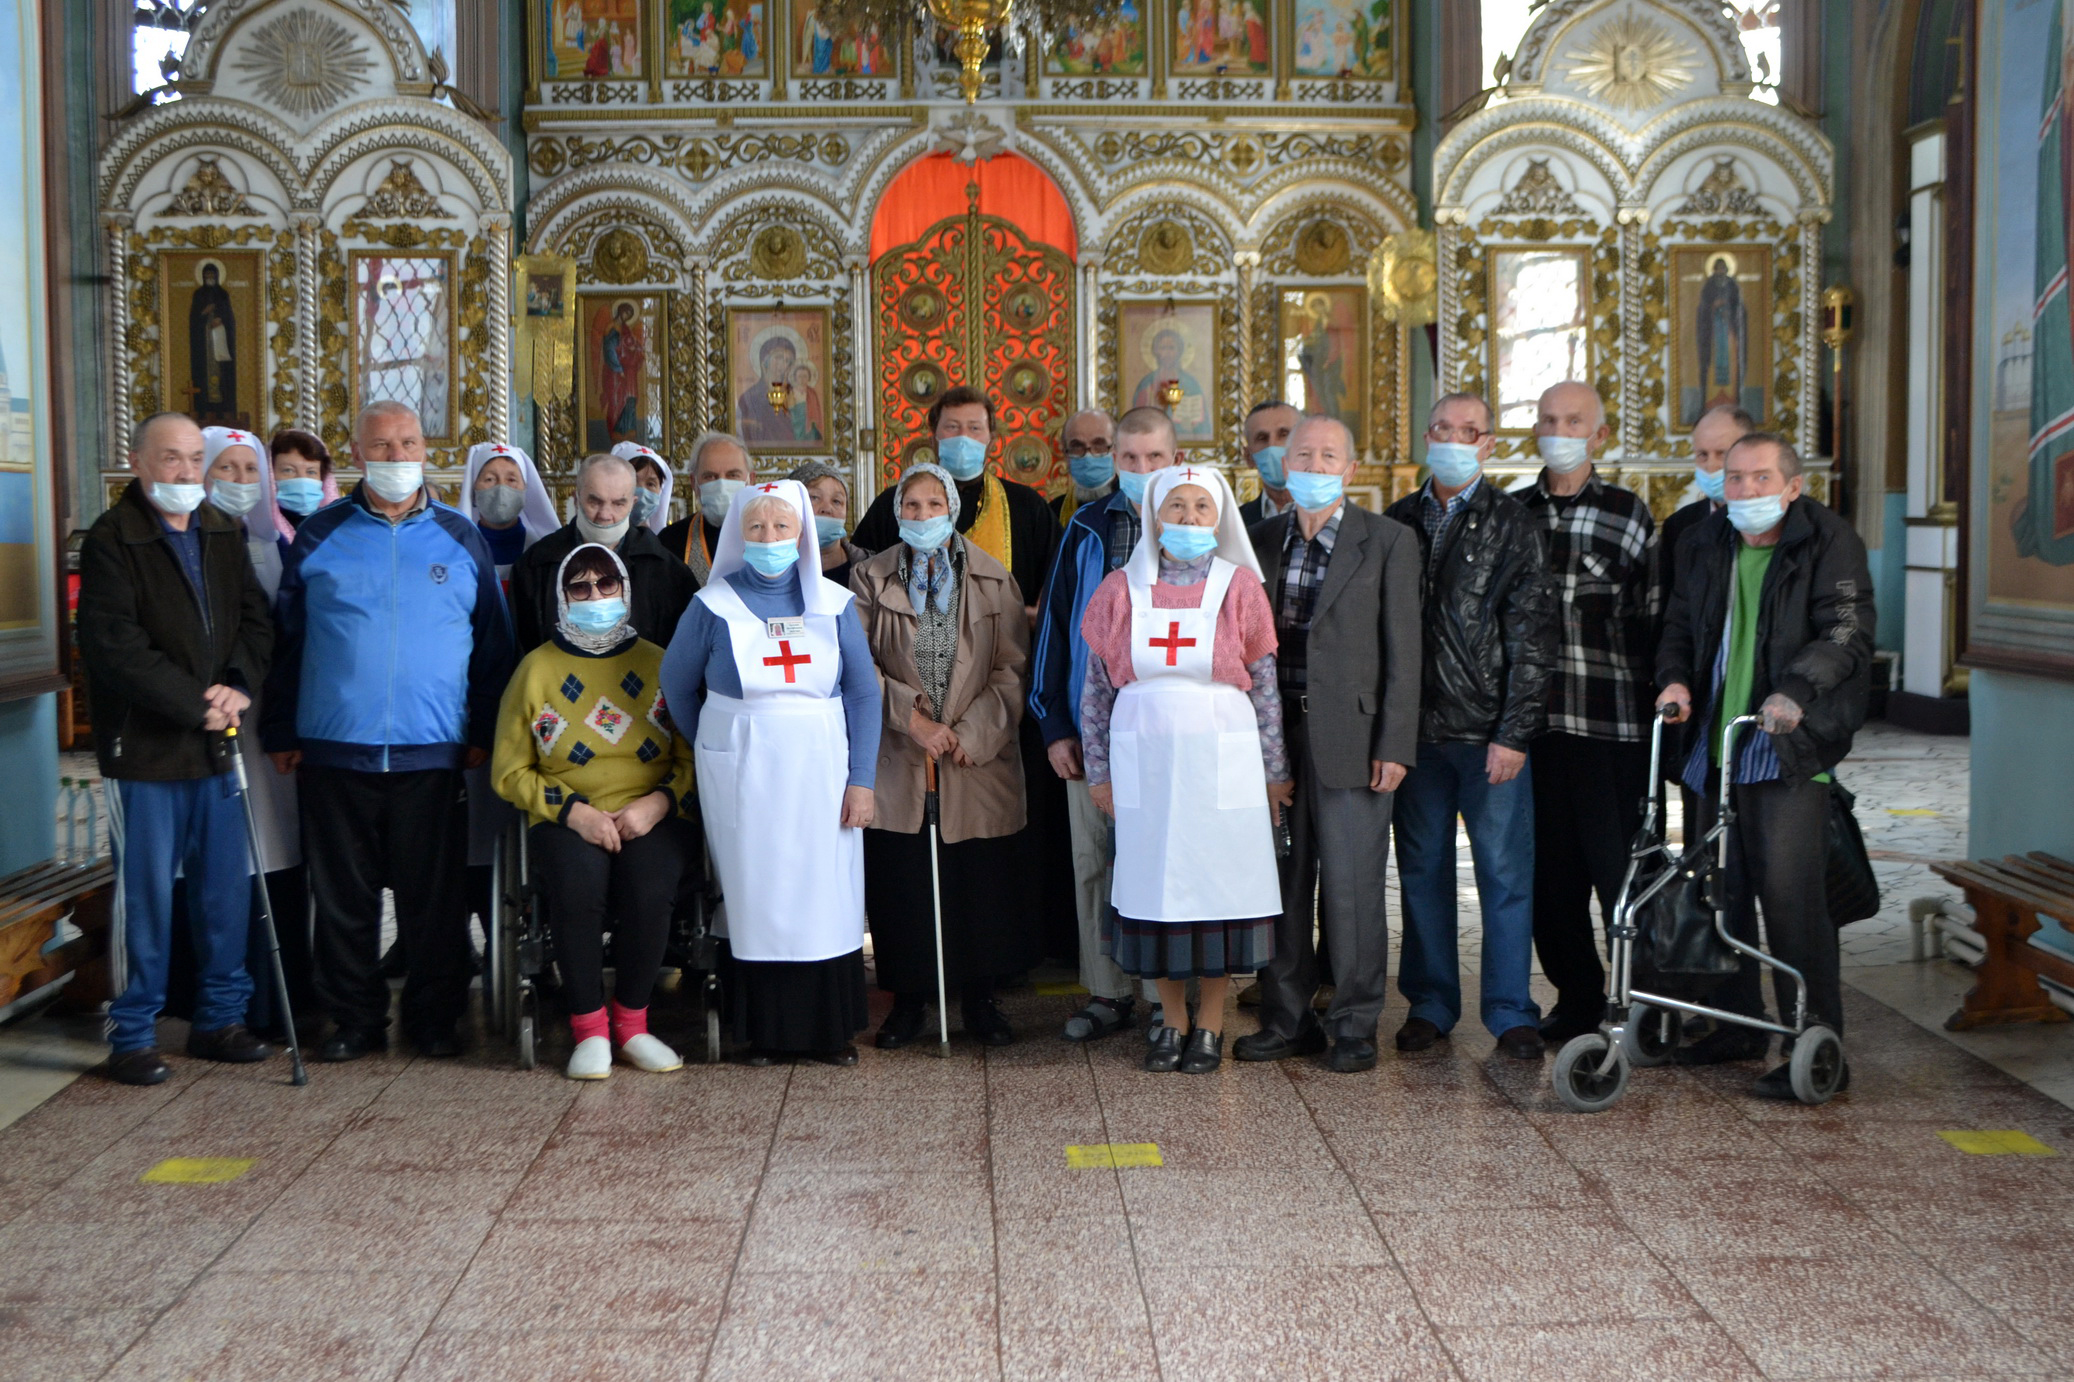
1481, 0, 1788, 98
130, 0, 204, 99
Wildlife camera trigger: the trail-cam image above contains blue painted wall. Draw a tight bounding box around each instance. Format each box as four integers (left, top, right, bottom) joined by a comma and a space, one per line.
1864, 492, 1907, 654
1968, 669, 2074, 858
0, 692, 56, 874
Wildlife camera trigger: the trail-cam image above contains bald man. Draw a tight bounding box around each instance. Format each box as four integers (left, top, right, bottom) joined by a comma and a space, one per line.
1522, 381, 1660, 1046
1054, 408, 1119, 525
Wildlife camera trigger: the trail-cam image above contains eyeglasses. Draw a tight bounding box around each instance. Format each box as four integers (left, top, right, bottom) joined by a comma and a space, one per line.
1425, 424, 1491, 444
1064, 439, 1113, 458
563, 576, 624, 600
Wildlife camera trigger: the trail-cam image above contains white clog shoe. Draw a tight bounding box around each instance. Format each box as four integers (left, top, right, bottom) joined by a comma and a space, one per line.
616, 1032, 684, 1073
565, 1035, 612, 1080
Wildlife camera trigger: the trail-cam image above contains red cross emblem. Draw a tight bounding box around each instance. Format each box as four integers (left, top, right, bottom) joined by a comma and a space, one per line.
1175, 467, 1203, 483
756, 482, 782, 492
1147, 621, 1196, 667
763, 640, 812, 683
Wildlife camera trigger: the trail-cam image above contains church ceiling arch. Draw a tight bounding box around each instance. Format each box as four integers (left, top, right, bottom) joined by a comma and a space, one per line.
100, 113, 305, 211
178, 0, 432, 96
524, 171, 703, 259
1434, 115, 1631, 212
707, 200, 850, 283
1632, 117, 1832, 215
1099, 199, 1237, 277
1505, 0, 1751, 94
1251, 191, 1404, 275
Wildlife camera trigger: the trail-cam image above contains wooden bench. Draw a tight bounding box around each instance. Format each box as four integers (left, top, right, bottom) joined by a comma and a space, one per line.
0, 859, 116, 1013
1930, 851, 2074, 1030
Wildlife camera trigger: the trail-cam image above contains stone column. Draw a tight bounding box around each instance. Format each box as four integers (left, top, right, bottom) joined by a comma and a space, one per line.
483, 213, 513, 443
104, 213, 133, 454
293, 212, 322, 429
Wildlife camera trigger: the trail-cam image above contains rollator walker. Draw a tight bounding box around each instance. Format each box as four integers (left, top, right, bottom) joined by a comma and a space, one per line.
1550, 710, 1848, 1112
482, 810, 726, 1070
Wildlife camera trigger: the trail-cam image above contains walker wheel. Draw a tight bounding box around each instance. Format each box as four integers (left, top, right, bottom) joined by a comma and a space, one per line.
1788, 1025, 1844, 1104
1553, 1033, 1629, 1113
517, 1013, 536, 1070
1618, 1004, 1680, 1068
705, 1007, 722, 1065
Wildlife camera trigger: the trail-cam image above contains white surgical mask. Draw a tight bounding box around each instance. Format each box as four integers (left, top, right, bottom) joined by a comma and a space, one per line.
1727, 493, 1787, 536
149, 481, 207, 516
700, 478, 745, 526
1536, 435, 1591, 474
575, 512, 631, 548
362, 461, 424, 503
207, 480, 261, 517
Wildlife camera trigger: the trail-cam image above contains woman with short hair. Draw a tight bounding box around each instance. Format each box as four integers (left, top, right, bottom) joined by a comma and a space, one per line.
267, 428, 335, 532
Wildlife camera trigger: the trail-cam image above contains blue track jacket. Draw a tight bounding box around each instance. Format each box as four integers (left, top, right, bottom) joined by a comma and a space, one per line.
1028, 489, 1131, 746
262, 485, 515, 772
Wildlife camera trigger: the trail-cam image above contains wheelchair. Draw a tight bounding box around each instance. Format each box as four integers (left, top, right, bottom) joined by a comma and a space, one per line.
484, 808, 725, 1070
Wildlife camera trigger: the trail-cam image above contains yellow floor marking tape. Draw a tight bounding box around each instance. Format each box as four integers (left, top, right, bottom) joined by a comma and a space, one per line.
1937, 1130, 2057, 1156
1033, 982, 1091, 996
141, 1157, 257, 1184
1887, 809, 1940, 817
1065, 1143, 1163, 1169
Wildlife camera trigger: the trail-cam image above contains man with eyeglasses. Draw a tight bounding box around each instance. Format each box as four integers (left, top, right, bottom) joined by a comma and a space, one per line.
511, 452, 697, 652
1052, 409, 1118, 526
1383, 393, 1558, 1061
1237, 401, 1300, 528
1519, 381, 1661, 1049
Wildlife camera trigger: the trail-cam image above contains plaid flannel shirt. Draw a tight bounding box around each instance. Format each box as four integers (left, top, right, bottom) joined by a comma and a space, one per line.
1521, 472, 1660, 742
1272, 507, 1342, 702
1417, 476, 1482, 580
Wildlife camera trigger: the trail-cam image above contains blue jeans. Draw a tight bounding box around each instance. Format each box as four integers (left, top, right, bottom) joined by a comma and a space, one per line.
107, 774, 255, 1053
1392, 740, 1540, 1038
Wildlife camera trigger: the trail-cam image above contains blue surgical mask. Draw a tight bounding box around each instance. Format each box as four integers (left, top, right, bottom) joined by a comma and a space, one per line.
149, 481, 207, 516
1694, 465, 1727, 503
1157, 523, 1218, 561
630, 487, 661, 525
1117, 468, 1151, 507
936, 434, 987, 481
1252, 445, 1288, 489
814, 515, 848, 549
1284, 469, 1345, 512
900, 515, 955, 552
1536, 435, 1591, 474
1726, 494, 1787, 536
276, 477, 324, 515
207, 480, 262, 517
1425, 442, 1482, 490
742, 539, 801, 577
566, 597, 627, 634
1069, 450, 1115, 490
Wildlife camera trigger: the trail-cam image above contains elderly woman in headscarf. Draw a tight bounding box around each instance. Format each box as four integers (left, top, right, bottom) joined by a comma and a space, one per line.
851, 462, 1036, 1049
1080, 464, 1293, 1074
460, 442, 561, 590
197, 426, 315, 1040
788, 460, 870, 590
613, 441, 676, 534
493, 543, 696, 1079
661, 479, 883, 1066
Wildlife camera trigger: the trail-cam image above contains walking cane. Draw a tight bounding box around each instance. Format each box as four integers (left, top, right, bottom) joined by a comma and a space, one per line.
223, 725, 309, 1086
924, 755, 950, 1059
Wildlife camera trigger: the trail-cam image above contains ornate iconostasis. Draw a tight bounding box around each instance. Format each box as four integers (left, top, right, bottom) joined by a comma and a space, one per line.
1433, 0, 1833, 519
521, 0, 1422, 517
97, 0, 513, 505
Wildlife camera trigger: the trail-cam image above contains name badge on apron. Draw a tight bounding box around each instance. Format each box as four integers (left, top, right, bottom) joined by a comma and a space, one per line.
765, 617, 805, 641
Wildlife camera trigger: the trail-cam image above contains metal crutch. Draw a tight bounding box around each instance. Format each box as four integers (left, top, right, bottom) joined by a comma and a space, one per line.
924, 755, 950, 1059
223, 725, 309, 1086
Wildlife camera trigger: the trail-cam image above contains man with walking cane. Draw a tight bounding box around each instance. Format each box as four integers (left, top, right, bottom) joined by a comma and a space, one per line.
78, 412, 276, 1085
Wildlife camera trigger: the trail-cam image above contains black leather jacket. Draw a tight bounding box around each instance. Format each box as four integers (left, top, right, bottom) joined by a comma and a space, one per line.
1384, 480, 1559, 750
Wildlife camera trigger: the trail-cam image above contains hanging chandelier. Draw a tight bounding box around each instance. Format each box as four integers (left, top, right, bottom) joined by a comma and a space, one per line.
816, 0, 1120, 103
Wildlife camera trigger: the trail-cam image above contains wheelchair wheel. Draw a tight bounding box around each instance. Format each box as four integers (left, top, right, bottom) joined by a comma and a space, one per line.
1789, 1025, 1845, 1105
1618, 1004, 1680, 1068
1553, 1033, 1629, 1113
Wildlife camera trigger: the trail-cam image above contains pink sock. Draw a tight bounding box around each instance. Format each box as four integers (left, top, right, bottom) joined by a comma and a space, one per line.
569, 1008, 608, 1045
609, 1001, 648, 1045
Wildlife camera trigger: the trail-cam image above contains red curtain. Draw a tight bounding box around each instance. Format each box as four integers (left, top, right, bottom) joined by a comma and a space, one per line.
867, 152, 1077, 260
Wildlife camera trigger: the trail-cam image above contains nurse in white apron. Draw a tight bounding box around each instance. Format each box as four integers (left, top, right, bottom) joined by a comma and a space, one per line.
1079, 465, 1293, 1074
201, 427, 313, 1039
659, 479, 884, 1065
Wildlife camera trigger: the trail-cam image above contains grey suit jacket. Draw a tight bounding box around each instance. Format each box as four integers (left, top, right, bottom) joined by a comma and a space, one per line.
1250, 503, 1423, 789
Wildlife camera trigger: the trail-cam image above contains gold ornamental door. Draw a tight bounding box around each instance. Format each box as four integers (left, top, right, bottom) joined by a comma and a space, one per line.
871, 190, 1076, 497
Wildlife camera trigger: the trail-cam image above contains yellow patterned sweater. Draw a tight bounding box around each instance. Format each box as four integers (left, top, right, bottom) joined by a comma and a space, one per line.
492, 634, 694, 828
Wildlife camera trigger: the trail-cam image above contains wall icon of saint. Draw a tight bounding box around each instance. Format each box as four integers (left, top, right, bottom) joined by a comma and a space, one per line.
736, 329, 821, 444
189, 259, 237, 423
1695, 254, 1748, 411
1130, 327, 1207, 431
600, 300, 646, 441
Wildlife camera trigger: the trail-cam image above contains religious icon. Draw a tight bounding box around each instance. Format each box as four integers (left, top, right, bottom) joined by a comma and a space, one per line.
1293, 0, 1391, 77
1047, 2, 1148, 75
1670, 244, 1771, 428
1171, 0, 1270, 75
665, 0, 768, 77
581, 294, 665, 453
351, 251, 455, 440
524, 272, 565, 318
1279, 288, 1368, 447
160, 250, 263, 431
1117, 301, 1217, 443
1488, 246, 1591, 432
728, 307, 833, 453
792, 0, 891, 75
542, 0, 644, 80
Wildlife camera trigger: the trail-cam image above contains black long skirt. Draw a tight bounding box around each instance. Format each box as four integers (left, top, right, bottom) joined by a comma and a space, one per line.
723, 946, 869, 1054
864, 826, 1043, 995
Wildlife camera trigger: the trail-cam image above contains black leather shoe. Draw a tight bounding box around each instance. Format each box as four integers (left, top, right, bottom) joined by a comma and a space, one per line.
812, 1045, 860, 1066
962, 998, 1016, 1047
1231, 1027, 1328, 1062
737, 1048, 787, 1067
409, 1027, 463, 1059
874, 997, 930, 1049
1327, 1037, 1379, 1073
1178, 1028, 1223, 1074
1394, 1017, 1445, 1052
187, 1024, 272, 1064
1143, 1024, 1185, 1072
1496, 1025, 1545, 1060
319, 1028, 385, 1063
1538, 1013, 1600, 1046
106, 1048, 171, 1085
1673, 1025, 1771, 1065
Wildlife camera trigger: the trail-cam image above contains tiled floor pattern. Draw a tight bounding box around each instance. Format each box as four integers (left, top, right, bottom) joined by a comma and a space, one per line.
3, 979, 2073, 1382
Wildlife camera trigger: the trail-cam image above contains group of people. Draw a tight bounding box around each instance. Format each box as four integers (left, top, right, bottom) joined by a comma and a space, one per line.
80, 369, 1872, 1098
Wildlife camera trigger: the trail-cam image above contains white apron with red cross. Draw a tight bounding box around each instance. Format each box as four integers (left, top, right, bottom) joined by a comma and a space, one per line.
1108, 556, 1281, 923
692, 577, 864, 962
